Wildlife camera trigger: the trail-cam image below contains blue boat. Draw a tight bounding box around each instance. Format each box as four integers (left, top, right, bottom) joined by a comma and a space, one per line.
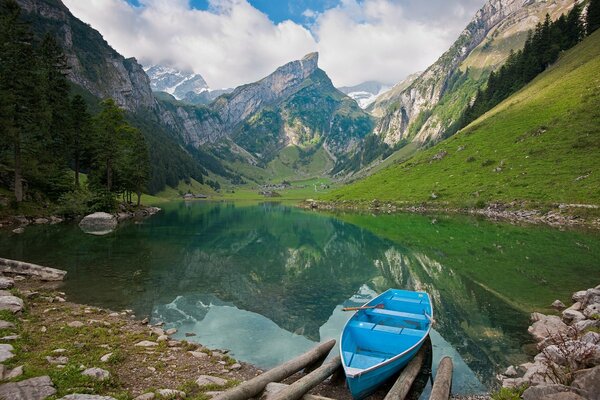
340, 288, 433, 399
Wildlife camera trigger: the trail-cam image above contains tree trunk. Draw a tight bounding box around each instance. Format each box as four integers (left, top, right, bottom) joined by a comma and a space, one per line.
74, 155, 80, 187
136, 190, 141, 207
106, 159, 112, 192
14, 141, 23, 203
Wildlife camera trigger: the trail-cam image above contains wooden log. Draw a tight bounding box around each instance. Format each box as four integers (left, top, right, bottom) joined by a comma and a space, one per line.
383, 345, 426, 400
429, 357, 453, 400
261, 383, 336, 400
212, 340, 336, 400
0, 258, 66, 281
269, 356, 341, 400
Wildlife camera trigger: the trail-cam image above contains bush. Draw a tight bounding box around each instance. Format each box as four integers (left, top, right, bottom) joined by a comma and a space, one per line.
89, 190, 118, 212
56, 188, 94, 217
491, 385, 528, 400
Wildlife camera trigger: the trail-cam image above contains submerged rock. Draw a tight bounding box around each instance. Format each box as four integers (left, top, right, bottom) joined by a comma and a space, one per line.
79, 212, 118, 236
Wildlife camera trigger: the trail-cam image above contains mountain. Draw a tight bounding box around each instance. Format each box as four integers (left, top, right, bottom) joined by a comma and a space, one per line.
145, 65, 209, 99
325, 29, 600, 206
158, 52, 375, 179
370, 0, 578, 146
338, 81, 390, 109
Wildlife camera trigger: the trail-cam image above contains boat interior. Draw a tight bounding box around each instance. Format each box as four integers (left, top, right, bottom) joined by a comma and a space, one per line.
342, 292, 431, 371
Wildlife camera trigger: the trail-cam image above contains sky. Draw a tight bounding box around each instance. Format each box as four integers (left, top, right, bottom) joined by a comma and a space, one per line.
62, 0, 485, 89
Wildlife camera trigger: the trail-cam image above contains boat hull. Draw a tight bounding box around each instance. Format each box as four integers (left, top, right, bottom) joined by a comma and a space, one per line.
340, 289, 432, 399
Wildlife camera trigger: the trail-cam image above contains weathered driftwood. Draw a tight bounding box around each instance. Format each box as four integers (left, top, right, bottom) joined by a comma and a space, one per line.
383, 345, 426, 400
429, 357, 453, 400
269, 356, 341, 400
0, 258, 66, 281
261, 383, 335, 400
212, 340, 336, 400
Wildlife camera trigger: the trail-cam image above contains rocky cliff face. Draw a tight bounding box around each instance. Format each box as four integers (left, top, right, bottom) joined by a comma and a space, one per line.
371, 0, 577, 146
17, 0, 155, 111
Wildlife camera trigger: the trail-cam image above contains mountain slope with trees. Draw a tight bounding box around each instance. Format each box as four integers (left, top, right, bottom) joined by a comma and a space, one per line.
324, 28, 600, 207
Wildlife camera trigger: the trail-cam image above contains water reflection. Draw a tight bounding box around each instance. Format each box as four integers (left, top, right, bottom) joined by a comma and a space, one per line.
2, 202, 594, 393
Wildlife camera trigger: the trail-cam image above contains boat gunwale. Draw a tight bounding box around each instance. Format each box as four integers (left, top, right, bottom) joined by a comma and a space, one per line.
340, 289, 433, 379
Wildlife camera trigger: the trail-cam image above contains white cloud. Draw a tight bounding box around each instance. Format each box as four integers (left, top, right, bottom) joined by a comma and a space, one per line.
62, 0, 483, 88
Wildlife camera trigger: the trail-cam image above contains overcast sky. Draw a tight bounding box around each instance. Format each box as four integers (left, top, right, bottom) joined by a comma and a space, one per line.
62, 0, 485, 89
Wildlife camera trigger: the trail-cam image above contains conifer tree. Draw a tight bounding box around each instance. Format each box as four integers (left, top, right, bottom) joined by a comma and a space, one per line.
588, 0, 600, 34
0, 0, 38, 202
69, 95, 91, 187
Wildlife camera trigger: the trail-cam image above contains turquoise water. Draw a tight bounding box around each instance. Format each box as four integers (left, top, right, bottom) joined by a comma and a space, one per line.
1, 201, 599, 394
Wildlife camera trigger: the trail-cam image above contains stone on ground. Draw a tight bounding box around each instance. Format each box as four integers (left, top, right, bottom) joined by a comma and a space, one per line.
522, 384, 589, 400
552, 299, 566, 310
68, 321, 84, 328
134, 393, 155, 400
528, 315, 568, 342
82, 367, 110, 381
156, 389, 186, 398
0, 295, 24, 313
188, 351, 208, 359
46, 355, 69, 364
0, 320, 15, 329
195, 375, 227, 387
135, 340, 158, 347
0, 343, 15, 362
0, 277, 14, 289
571, 365, 600, 397
0, 376, 56, 400
59, 395, 117, 400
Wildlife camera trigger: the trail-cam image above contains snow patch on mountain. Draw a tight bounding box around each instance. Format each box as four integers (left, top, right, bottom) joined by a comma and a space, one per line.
338, 81, 391, 109
145, 65, 209, 100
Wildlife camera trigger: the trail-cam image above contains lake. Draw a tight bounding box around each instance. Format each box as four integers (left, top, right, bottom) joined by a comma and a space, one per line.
1, 202, 599, 395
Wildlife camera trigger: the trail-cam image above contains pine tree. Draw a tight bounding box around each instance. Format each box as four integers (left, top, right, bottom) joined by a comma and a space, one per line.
0, 0, 38, 202
93, 99, 127, 193
588, 0, 600, 34
69, 95, 91, 187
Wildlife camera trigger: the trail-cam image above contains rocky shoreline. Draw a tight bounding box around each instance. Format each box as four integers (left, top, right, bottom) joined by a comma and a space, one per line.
497, 285, 600, 399
301, 200, 600, 229
0, 206, 161, 236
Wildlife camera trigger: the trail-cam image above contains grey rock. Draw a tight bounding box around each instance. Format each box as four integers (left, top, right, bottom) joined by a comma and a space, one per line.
0, 295, 24, 313
0, 343, 14, 362
0, 277, 14, 289
34, 218, 49, 224
530, 312, 546, 322
575, 319, 600, 332
134, 340, 158, 347
12, 227, 25, 234
572, 290, 589, 303
68, 321, 84, 328
0, 257, 66, 281
156, 389, 186, 398
562, 309, 586, 325
151, 327, 165, 336
0, 376, 56, 400
501, 377, 526, 388
552, 300, 566, 310
46, 356, 69, 364
581, 331, 600, 345
1, 334, 20, 340
522, 384, 588, 400
134, 394, 155, 400
196, 375, 227, 387
528, 315, 568, 342
79, 212, 118, 235
82, 367, 110, 381
567, 302, 582, 312
229, 363, 242, 370
59, 395, 117, 400
100, 353, 113, 362
165, 328, 177, 335
503, 365, 518, 377
572, 365, 600, 400
5, 365, 24, 379
157, 335, 168, 342
583, 303, 600, 318
188, 351, 208, 359
0, 320, 15, 329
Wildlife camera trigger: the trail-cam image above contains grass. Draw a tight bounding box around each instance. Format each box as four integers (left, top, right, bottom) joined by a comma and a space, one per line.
326, 30, 600, 207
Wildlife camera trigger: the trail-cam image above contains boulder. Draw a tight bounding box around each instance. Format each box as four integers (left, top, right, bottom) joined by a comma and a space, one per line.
0, 376, 56, 400
188, 351, 208, 359
583, 303, 600, 318
581, 331, 600, 345
571, 365, 600, 400
567, 302, 582, 312
82, 367, 110, 381
0, 320, 15, 329
156, 389, 185, 398
134, 340, 158, 347
562, 309, 586, 325
522, 384, 589, 400
528, 315, 569, 342
134, 394, 155, 400
165, 328, 177, 335
575, 319, 600, 332
12, 227, 25, 234
34, 218, 49, 224
79, 212, 118, 235
0, 277, 14, 289
59, 396, 117, 400
0, 344, 14, 362
195, 375, 228, 387
0, 257, 66, 281
521, 361, 554, 385
573, 291, 588, 303
0, 295, 24, 313
5, 365, 24, 379
552, 300, 566, 310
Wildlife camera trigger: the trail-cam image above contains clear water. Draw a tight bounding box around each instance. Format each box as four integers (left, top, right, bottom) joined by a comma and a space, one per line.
1, 201, 599, 394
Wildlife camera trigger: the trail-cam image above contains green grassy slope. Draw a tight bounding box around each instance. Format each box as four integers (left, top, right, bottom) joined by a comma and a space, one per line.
326, 31, 600, 206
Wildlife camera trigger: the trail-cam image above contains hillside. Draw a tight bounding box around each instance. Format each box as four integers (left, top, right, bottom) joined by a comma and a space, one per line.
370, 0, 576, 146
325, 30, 600, 206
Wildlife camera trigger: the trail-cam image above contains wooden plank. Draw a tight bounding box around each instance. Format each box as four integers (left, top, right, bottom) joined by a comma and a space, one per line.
429, 357, 453, 400
261, 383, 336, 400
269, 356, 341, 400
212, 340, 336, 400
383, 345, 426, 400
